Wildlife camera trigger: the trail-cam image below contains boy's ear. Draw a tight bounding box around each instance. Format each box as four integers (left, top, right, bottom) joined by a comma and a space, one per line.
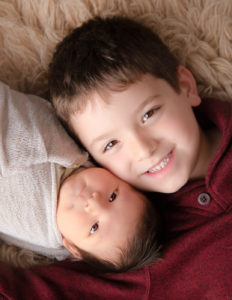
62, 237, 82, 259
178, 65, 201, 107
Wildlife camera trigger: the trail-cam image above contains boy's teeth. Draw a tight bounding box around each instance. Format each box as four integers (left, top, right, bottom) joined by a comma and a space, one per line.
147, 152, 171, 173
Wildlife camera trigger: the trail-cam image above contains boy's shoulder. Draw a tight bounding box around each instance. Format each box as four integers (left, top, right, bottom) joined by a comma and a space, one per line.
195, 97, 232, 130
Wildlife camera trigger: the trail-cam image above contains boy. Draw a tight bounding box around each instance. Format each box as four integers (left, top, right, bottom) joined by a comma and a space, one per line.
48, 16, 231, 231
0, 80, 161, 272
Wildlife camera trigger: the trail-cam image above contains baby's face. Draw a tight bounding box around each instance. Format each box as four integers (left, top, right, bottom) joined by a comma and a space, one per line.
57, 168, 147, 263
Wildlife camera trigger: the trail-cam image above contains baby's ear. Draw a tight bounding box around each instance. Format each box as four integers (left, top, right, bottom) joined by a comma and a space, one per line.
62, 237, 82, 259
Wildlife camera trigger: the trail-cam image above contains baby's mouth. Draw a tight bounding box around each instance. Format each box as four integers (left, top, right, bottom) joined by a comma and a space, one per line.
146, 150, 172, 173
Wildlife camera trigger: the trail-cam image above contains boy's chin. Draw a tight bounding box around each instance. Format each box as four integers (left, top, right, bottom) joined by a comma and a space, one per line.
147, 181, 188, 194
162, 180, 188, 194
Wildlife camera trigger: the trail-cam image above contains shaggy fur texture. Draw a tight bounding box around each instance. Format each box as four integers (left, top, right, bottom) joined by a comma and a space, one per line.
0, 242, 54, 268
0, 0, 231, 268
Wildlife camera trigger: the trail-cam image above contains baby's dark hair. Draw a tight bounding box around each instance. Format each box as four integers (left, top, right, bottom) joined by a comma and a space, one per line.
48, 16, 180, 124
70, 197, 162, 273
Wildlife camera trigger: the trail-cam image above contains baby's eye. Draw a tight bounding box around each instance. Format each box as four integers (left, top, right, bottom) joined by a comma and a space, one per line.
104, 140, 118, 152
142, 109, 155, 123
90, 223, 99, 234
109, 191, 117, 202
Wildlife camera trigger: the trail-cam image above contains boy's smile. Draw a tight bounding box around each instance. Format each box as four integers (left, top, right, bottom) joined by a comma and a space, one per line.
145, 148, 174, 176
71, 67, 213, 193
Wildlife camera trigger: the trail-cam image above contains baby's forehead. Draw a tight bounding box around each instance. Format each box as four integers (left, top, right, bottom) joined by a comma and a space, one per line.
60, 167, 83, 185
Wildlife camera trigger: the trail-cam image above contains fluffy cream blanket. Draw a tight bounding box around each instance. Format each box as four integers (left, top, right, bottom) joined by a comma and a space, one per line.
0, 0, 231, 267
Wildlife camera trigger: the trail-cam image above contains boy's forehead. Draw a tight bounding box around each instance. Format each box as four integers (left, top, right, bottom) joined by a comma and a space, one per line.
73, 89, 111, 115
74, 75, 158, 114
74, 76, 143, 112
70, 73, 166, 144
74, 74, 148, 113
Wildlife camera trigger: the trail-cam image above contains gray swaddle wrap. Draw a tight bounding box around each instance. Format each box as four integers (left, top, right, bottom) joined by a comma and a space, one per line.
0, 81, 88, 260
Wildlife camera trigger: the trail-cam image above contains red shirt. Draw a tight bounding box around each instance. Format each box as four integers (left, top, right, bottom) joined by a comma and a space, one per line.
0, 98, 231, 299
156, 98, 232, 234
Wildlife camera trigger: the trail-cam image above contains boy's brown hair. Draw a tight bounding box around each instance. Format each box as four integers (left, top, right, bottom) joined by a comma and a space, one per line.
48, 16, 180, 125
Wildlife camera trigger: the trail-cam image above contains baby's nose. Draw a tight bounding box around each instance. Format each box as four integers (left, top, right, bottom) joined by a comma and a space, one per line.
80, 188, 95, 200
84, 191, 102, 211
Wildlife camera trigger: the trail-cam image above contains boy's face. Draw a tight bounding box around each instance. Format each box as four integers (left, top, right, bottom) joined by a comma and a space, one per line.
71, 66, 203, 193
57, 168, 147, 263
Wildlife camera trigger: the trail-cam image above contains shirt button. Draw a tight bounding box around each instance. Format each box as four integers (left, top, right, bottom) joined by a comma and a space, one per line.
198, 193, 211, 206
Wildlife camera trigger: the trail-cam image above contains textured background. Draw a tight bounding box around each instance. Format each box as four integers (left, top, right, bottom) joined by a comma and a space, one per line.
0, 0, 231, 100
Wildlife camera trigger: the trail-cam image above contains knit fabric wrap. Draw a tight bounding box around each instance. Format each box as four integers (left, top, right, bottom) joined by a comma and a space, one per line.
0, 81, 88, 260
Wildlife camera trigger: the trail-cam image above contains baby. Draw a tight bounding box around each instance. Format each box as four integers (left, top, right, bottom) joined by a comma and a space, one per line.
0, 81, 161, 273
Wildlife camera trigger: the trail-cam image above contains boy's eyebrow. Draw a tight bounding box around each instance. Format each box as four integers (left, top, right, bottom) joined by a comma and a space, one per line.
134, 94, 161, 115
90, 94, 160, 147
90, 132, 111, 147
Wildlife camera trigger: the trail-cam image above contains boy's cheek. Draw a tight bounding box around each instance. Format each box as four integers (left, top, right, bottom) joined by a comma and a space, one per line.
100, 157, 130, 179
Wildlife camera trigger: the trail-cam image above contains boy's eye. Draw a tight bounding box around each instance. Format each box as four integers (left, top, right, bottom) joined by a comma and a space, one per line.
90, 223, 99, 234
104, 140, 118, 152
142, 108, 158, 123
109, 191, 117, 202
142, 109, 154, 123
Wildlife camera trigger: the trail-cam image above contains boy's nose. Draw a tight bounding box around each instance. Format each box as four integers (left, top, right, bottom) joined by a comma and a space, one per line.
129, 133, 157, 161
